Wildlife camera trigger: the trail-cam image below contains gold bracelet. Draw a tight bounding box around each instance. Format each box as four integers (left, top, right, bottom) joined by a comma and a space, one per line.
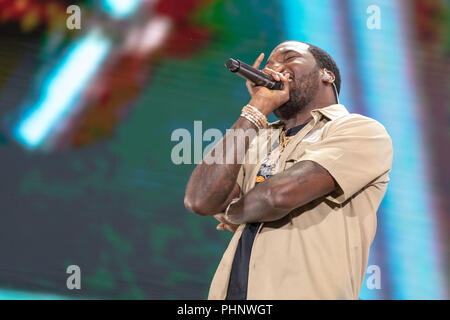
241, 105, 268, 129
240, 113, 261, 129
246, 104, 267, 123
242, 108, 265, 128
241, 109, 263, 129
244, 105, 267, 128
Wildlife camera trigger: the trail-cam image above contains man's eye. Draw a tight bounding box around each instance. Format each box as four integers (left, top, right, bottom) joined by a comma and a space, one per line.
286, 56, 298, 61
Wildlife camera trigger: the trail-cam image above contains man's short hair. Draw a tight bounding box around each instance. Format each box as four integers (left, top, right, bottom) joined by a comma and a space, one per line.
305, 43, 341, 94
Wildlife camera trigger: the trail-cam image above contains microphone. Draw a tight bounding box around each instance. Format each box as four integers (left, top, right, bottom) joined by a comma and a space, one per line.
225, 58, 283, 90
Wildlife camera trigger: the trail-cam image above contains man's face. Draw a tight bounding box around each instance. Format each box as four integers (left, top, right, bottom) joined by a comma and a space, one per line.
265, 41, 320, 120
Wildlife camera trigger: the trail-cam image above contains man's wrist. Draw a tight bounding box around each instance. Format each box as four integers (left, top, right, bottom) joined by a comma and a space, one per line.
248, 98, 273, 117
241, 104, 268, 130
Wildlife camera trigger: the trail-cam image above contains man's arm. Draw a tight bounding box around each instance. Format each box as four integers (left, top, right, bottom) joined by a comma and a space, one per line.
184, 116, 255, 215
184, 53, 291, 216
224, 160, 337, 224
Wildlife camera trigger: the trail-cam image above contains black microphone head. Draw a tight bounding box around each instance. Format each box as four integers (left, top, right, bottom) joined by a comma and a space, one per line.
225, 58, 240, 72
225, 57, 283, 90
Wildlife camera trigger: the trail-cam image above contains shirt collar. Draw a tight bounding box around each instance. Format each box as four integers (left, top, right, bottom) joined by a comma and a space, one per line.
310, 104, 349, 120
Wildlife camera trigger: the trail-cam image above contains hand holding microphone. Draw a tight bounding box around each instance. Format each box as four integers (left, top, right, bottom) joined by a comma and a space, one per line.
226, 53, 291, 116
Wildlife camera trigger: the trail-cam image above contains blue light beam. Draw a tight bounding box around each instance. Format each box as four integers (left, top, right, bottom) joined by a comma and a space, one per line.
14, 31, 111, 149
349, 0, 445, 299
102, 0, 142, 19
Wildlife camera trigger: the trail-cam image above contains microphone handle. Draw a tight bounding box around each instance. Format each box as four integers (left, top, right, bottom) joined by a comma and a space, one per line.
225, 58, 283, 90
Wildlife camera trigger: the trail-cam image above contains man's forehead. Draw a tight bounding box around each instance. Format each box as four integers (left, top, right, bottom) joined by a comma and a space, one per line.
271, 41, 310, 55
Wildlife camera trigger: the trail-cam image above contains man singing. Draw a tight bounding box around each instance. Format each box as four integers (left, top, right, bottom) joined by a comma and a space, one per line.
184, 41, 393, 299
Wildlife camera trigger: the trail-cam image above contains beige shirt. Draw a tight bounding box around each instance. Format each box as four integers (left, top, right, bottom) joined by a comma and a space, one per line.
208, 104, 393, 300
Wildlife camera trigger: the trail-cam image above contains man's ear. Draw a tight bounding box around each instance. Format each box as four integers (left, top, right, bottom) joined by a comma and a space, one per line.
321, 68, 335, 84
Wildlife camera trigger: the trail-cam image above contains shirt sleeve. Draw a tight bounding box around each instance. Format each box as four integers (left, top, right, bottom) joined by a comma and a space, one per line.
299, 115, 393, 204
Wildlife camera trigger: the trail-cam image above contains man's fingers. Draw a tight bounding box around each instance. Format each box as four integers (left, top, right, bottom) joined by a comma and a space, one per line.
216, 223, 228, 231
253, 53, 265, 69
216, 223, 237, 232
262, 67, 282, 81
224, 224, 236, 232
281, 73, 290, 93
214, 214, 239, 232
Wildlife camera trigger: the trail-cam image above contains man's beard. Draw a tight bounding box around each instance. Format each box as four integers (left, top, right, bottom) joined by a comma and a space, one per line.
274, 68, 320, 120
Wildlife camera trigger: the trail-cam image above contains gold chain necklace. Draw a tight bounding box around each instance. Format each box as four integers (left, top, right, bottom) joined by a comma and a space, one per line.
279, 129, 289, 151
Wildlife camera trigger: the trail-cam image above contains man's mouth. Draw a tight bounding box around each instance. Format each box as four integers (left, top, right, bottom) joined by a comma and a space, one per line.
282, 71, 294, 81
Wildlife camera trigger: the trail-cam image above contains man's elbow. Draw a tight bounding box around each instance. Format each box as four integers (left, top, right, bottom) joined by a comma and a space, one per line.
184, 195, 215, 216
